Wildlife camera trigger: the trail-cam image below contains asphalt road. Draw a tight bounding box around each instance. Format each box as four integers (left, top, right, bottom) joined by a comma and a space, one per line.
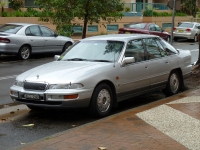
0, 40, 199, 150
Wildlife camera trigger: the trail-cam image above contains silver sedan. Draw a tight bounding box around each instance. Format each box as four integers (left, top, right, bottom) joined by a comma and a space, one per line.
10, 34, 192, 117
173, 22, 200, 42
0, 23, 74, 59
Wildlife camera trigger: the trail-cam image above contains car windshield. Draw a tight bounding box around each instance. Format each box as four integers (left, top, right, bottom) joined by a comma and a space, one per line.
127, 23, 146, 29
0, 24, 23, 33
59, 40, 125, 62
177, 23, 194, 28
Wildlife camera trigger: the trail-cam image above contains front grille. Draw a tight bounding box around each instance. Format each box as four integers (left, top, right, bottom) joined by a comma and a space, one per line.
24, 82, 48, 91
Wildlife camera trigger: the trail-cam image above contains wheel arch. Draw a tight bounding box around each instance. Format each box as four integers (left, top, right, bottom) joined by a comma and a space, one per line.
18, 44, 32, 53
62, 41, 73, 52
170, 68, 184, 90
91, 80, 118, 108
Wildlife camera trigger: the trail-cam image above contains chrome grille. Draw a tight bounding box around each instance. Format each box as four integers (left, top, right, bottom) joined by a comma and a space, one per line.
24, 82, 47, 91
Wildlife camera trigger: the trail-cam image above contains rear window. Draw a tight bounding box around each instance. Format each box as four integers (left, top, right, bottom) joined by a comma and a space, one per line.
0, 24, 23, 33
177, 23, 194, 28
127, 23, 146, 29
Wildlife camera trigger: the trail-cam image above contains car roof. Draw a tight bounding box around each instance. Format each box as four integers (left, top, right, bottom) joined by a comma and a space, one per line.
5, 23, 39, 26
80, 34, 158, 42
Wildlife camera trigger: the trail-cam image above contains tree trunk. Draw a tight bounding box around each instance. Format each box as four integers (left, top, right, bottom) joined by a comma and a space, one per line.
2, 7, 4, 13
82, 16, 88, 39
196, 34, 200, 65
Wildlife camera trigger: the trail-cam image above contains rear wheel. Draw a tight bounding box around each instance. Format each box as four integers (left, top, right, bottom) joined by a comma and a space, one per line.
18, 45, 31, 60
89, 83, 113, 118
163, 70, 181, 96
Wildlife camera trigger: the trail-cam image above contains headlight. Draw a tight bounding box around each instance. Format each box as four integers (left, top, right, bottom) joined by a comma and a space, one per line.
48, 83, 84, 89
14, 80, 24, 87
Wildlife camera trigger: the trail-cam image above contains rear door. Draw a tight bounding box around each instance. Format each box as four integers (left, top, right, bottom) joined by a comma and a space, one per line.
143, 37, 170, 90
40, 26, 62, 52
149, 24, 166, 39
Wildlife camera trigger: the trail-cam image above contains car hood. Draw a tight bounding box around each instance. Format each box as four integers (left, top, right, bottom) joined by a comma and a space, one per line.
16, 61, 111, 83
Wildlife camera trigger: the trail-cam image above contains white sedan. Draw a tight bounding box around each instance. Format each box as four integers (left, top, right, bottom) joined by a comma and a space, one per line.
10, 34, 192, 117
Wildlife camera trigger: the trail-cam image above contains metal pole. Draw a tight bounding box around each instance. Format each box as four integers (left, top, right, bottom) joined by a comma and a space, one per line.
170, 0, 175, 44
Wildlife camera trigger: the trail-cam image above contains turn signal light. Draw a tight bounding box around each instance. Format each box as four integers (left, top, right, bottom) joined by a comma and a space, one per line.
64, 94, 78, 99
0, 37, 10, 43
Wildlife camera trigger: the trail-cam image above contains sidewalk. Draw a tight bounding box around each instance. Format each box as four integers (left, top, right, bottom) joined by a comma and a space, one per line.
15, 88, 200, 150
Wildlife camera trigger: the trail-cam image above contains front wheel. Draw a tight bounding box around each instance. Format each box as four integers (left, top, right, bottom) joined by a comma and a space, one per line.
193, 34, 198, 42
166, 36, 171, 43
89, 83, 113, 118
18, 45, 31, 60
62, 42, 72, 53
163, 71, 181, 96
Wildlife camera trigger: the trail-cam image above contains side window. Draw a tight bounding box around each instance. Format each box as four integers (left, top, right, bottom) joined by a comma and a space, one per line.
159, 38, 178, 55
143, 38, 162, 60
25, 26, 41, 36
125, 39, 145, 63
155, 24, 162, 32
40, 26, 55, 37
149, 24, 156, 31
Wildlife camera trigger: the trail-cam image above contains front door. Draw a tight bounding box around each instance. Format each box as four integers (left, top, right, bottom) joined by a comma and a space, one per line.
118, 39, 150, 100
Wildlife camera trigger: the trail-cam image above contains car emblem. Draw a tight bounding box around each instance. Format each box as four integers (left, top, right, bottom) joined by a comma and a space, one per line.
37, 75, 39, 79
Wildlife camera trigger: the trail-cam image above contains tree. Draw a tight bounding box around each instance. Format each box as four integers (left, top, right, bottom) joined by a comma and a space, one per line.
0, 0, 9, 14
34, 0, 124, 38
181, 0, 197, 18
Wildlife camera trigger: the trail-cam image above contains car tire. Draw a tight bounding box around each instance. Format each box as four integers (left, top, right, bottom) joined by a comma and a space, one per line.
18, 45, 31, 60
62, 42, 72, 53
174, 37, 178, 41
162, 70, 181, 97
27, 105, 44, 111
89, 83, 113, 118
193, 34, 198, 42
166, 36, 171, 43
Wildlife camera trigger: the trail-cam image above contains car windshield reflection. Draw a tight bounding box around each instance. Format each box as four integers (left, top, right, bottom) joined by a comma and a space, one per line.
59, 40, 125, 62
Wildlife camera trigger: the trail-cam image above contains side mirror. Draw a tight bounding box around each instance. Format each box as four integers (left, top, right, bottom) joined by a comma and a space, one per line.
198, 26, 200, 29
54, 55, 60, 61
122, 57, 135, 66
54, 33, 58, 37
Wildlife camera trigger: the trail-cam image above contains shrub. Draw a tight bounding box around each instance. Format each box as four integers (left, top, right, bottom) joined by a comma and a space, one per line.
10, 0, 24, 10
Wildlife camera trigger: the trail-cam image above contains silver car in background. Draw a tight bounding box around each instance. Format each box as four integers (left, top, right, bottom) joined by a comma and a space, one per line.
10, 34, 192, 118
0, 23, 74, 59
173, 22, 200, 42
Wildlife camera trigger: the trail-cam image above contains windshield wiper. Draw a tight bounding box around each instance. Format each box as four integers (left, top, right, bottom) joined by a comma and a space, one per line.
64, 58, 88, 61
91, 59, 112, 62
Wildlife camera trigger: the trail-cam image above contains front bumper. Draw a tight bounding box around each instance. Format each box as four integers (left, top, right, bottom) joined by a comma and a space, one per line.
10, 85, 93, 108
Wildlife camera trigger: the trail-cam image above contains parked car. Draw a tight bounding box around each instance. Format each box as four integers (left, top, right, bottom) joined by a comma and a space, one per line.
0, 23, 74, 60
10, 34, 192, 118
118, 23, 171, 42
173, 22, 200, 42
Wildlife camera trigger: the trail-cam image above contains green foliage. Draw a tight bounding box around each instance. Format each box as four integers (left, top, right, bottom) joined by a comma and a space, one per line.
143, 9, 187, 17
34, 0, 124, 38
0, 8, 42, 17
181, 0, 197, 18
124, 7, 130, 12
9, 0, 24, 10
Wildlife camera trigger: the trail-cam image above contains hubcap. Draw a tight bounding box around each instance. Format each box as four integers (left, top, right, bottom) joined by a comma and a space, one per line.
21, 47, 30, 59
97, 89, 111, 113
169, 73, 179, 93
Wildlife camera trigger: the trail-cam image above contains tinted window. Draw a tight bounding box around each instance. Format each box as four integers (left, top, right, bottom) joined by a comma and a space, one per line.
178, 23, 194, 28
40, 26, 55, 37
159, 38, 178, 55
143, 38, 162, 59
26, 26, 41, 36
127, 23, 146, 29
0, 24, 22, 33
125, 39, 145, 62
155, 24, 162, 32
